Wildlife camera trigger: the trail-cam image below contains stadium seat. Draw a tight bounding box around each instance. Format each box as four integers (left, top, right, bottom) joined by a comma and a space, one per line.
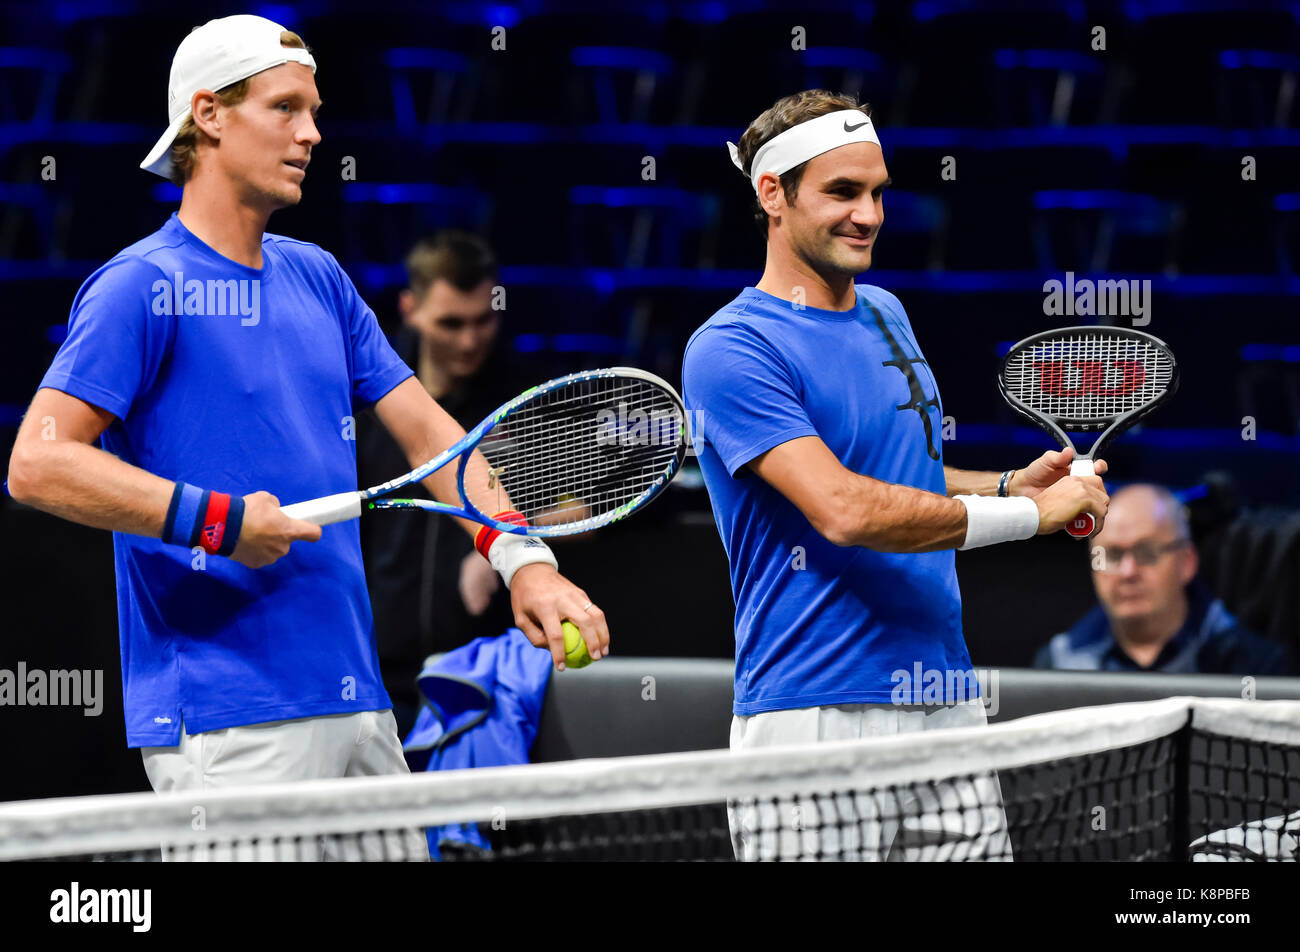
1031, 189, 1184, 274
1217, 50, 1300, 129
568, 46, 683, 125
0, 48, 70, 124
990, 49, 1109, 128
385, 48, 486, 128
567, 184, 722, 269
340, 181, 495, 265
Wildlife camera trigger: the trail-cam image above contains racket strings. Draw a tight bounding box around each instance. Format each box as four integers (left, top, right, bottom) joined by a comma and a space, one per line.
466, 376, 685, 528
1004, 333, 1174, 426
389, 381, 665, 495
477, 425, 679, 524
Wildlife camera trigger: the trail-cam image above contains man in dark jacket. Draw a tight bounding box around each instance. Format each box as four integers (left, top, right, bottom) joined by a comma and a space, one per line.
358, 232, 523, 736
1035, 484, 1292, 674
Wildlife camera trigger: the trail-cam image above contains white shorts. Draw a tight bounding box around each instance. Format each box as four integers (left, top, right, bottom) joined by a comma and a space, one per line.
140, 710, 426, 860
727, 700, 1012, 862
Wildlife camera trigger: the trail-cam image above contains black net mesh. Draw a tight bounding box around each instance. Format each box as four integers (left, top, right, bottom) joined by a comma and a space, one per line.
5, 700, 1297, 863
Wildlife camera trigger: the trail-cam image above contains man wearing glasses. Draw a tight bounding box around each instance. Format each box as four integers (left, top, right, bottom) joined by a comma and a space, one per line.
1034, 484, 1292, 674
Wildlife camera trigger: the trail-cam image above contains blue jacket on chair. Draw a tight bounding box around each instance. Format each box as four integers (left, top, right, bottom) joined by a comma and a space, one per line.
402, 627, 554, 860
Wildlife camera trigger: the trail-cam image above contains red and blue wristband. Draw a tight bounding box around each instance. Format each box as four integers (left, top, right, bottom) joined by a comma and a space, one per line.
163, 482, 245, 557
473, 509, 557, 588
474, 509, 528, 559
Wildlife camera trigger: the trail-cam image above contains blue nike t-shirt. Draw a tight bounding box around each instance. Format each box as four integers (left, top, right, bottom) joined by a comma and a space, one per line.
682, 285, 976, 715
39, 213, 414, 746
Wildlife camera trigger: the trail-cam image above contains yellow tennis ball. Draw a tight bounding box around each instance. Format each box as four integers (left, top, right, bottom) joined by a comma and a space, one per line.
562, 620, 592, 669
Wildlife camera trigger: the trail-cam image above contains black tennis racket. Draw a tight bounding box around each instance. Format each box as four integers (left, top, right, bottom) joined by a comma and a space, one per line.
998, 326, 1179, 538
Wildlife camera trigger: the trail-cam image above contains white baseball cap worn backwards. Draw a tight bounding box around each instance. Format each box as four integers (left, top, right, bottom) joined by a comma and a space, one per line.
140, 14, 317, 179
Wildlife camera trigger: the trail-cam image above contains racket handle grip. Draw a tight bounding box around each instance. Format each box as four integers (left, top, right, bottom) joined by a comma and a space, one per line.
1066, 456, 1097, 537
281, 491, 363, 526
1065, 513, 1095, 538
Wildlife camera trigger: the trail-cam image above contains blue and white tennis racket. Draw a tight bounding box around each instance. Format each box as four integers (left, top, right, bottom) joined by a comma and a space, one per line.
281, 367, 688, 536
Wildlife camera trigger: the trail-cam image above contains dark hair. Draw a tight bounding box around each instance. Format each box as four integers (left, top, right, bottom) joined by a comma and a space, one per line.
404, 230, 499, 300
734, 89, 872, 239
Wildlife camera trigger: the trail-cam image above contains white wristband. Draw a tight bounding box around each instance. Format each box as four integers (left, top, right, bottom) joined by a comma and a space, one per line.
487, 531, 558, 588
955, 494, 1040, 550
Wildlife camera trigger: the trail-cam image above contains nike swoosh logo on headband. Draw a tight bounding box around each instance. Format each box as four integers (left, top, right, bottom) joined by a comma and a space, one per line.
844, 120, 869, 132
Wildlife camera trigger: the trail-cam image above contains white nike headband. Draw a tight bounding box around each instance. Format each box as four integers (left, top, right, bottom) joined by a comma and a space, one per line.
727, 109, 881, 193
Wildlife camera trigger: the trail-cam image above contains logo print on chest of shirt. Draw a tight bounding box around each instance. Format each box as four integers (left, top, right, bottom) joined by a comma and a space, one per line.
867, 304, 942, 460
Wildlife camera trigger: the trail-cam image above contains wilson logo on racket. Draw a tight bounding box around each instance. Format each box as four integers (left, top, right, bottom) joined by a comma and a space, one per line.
1033, 360, 1147, 397
998, 326, 1178, 539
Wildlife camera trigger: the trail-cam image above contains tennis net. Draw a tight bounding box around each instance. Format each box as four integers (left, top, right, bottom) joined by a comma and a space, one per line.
1, 697, 1296, 862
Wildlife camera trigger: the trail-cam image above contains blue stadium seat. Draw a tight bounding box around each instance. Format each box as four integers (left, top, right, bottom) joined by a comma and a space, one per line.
1032, 189, 1184, 274
1236, 345, 1300, 436
796, 47, 891, 110
1217, 50, 1300, 129
496, 271, 622, 370
678, 1, 876, 126
512, 4, 672, 47
568, 47, 682, 125
931, 142, 1119, 271
567, 184, 721, 269
1119, 1, 1300, 123
1121, 0, 1300, 52
0, 48, 70, 124
990, 49, 1108, 128
52, 13, 196, 124
900, 0, 1086, 126
385, 48, 484, 128
872, 189, 949, 271
339, 181, 494, 265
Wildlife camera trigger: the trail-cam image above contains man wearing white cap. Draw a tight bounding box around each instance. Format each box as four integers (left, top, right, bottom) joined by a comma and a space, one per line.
682, 90, 1109, 861
6, 15, 607, 826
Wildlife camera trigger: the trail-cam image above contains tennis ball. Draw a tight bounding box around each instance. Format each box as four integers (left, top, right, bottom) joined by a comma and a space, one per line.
562, 620, 592, 669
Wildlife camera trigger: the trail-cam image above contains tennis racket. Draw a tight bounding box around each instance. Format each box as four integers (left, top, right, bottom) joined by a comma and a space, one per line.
998, 325, 1179, 538
281, 367, 688, 537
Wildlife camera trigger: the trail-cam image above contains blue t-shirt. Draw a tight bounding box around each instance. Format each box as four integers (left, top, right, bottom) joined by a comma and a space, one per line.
682, 285, 975, 715
39, 213, 414, 746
